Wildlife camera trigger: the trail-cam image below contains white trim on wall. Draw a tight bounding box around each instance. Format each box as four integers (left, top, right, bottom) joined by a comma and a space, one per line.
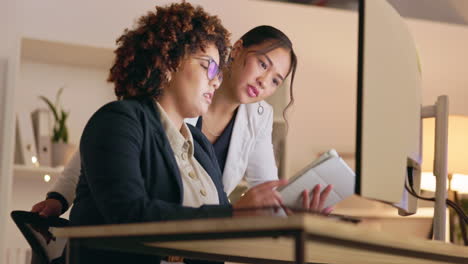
0, 57, 18, 264
0, 0, 20, 259
0, 58, 9, 264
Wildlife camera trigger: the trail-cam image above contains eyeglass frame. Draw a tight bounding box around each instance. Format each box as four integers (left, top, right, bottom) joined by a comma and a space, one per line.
193, 56, 223, 82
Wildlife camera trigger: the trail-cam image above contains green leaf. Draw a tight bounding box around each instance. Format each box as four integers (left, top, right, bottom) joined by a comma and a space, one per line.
55, 110, 69, 143
39, 96, 59, 122
63, 125, 69, 143
52, 127, 60, 142
55, 86, 65, 113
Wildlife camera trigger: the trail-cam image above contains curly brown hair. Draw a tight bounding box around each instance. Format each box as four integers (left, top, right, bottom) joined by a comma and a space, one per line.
108, 3, 231, 99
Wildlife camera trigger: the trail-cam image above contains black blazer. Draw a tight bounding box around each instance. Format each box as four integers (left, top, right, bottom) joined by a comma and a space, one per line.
70, 97, 232, 264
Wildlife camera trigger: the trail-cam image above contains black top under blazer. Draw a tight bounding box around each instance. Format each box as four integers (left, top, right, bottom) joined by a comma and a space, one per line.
70, 97, 232, 264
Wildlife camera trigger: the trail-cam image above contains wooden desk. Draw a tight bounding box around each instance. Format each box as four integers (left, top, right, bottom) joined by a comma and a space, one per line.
54, 214, 468, 264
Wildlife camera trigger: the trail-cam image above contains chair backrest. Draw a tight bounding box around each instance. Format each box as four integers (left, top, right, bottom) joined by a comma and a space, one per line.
11, 210, 69, 264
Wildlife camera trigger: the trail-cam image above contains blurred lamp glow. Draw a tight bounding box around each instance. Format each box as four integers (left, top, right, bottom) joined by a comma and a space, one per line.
422, 115, 468, 193
44, 174, 51, 182
421, 172, 468, 193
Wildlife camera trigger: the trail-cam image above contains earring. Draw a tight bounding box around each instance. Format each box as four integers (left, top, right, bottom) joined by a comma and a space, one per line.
257, 102, 264, 115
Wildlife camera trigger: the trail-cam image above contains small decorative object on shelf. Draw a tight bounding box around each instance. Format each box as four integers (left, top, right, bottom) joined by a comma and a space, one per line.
39, 86, 75, 166
32, 108, 52, 166
14, 111, 39, 167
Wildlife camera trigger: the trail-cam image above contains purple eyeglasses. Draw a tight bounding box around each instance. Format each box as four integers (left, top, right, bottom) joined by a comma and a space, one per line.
194, 56, 223, 82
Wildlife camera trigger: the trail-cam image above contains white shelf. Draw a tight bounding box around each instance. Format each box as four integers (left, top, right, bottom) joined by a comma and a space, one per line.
21, 37, 114, 69
13, 164, 63, 179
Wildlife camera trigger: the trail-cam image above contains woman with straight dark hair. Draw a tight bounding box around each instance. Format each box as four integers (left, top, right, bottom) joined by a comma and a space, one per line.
189, 25, 331, 212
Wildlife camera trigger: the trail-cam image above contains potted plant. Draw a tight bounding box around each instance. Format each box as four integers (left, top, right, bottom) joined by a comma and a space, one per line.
39, 87, 75, 166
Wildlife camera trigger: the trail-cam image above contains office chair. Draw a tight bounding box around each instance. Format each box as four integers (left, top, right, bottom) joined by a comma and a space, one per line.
11, 210, 69, 264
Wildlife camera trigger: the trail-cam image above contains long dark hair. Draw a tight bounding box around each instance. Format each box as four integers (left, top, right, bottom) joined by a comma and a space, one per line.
239, 25, 297, 126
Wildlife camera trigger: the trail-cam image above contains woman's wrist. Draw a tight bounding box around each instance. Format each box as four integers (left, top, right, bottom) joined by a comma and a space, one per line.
46, 192, 69, 214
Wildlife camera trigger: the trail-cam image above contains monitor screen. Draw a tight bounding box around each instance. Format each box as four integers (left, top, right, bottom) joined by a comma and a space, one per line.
355, 0, 422, 214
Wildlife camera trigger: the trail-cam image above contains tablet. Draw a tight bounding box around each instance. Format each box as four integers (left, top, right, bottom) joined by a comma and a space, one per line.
278, 149, 355, 209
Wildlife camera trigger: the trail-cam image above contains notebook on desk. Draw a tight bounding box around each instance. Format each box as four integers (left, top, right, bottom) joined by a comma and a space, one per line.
278, 149, 355, 210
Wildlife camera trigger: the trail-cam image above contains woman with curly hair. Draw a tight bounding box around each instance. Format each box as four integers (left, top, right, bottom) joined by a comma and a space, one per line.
52, 3, 287, 264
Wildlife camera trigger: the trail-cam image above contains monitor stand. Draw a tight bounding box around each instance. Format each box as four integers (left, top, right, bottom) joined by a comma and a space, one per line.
421, 95, 449, 241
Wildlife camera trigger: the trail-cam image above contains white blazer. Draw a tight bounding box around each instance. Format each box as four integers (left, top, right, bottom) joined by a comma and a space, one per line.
49, 101, 279, 206
186, 101, 279, 195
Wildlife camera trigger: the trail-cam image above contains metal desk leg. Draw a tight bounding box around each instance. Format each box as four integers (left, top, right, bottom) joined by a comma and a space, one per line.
66, 239, 80, 264
295, 231, 306, 264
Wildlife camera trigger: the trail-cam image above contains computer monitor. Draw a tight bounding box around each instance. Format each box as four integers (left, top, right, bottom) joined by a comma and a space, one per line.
355, 0, 422, 215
